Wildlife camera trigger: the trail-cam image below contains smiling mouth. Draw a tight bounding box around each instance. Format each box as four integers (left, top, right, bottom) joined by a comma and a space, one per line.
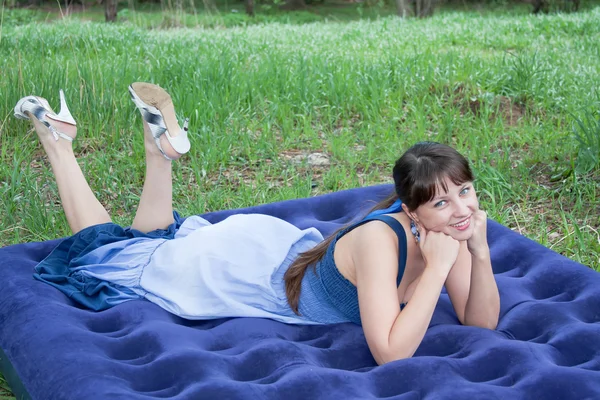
450, 217, 470, 230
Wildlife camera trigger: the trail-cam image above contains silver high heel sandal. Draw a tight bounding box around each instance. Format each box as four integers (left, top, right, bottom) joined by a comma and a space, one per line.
128, 82, 191, 160
14, 90, 77, 142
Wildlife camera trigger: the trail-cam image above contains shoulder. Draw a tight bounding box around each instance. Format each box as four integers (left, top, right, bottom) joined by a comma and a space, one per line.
351, 215, 408, 247
349, 219, 402, 269
352, 218, 399, 240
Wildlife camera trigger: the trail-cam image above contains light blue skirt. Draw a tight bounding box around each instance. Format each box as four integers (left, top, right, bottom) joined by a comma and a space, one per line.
34, 212, 188, 310
34, 212, 350, 325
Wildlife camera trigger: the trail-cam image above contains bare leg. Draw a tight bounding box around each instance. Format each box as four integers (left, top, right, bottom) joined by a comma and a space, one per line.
131, 120, 175, 233
30, 116, 112, 234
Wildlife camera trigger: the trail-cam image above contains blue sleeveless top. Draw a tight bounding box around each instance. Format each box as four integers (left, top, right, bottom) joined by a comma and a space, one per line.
301, 214, 408, 325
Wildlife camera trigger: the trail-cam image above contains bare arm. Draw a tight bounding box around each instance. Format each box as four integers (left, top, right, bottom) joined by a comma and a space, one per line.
464, 246, 499, 329
444, 242, 470, 324
385, 268, 449, 362
353, 222, 458, 365
445, 211, 500, 329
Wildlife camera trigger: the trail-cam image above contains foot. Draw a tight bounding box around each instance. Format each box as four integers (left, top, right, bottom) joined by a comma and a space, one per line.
14, 92, 77, 155
129, 83, 190, 161
29, 113, 75, 157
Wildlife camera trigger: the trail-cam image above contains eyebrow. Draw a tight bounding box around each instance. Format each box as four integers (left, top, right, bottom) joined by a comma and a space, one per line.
431, 184, 469, 201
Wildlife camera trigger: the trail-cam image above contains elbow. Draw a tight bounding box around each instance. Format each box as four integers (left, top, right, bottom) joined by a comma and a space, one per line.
483, 319, 499, 330
461, 303, 500, 330
463, 315, 499, 330
470, 321, 498, 330
376, 353, 412, 366
374, 346, 416, 365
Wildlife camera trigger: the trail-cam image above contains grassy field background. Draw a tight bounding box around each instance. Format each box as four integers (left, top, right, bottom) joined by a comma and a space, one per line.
1, 3, 599, 397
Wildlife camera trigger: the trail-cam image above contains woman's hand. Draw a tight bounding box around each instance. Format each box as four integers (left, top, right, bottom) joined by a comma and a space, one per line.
417, 223, 460, 276
466, 210, 490, 258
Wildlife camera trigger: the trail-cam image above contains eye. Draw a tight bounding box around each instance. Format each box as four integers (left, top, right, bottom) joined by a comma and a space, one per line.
460, 186, 470, 196
434, 200, 447, 208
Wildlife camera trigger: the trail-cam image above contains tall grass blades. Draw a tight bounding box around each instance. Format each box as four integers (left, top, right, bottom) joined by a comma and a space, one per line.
0, 11, 598, 270
572, 112, 600, 174
1, 6, 600, 398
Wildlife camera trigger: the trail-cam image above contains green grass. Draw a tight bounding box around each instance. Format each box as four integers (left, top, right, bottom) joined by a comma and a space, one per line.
1, 5, 600, 398
0, 373, 12, 400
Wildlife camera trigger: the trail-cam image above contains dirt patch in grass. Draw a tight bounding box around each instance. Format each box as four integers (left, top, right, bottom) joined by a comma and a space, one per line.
280, 149, 331, 167
76, 138, 113, 157
197, 150, 333, 192
433, 83, 527, 127
493, 96, 526, 127
513, 161, 599, 254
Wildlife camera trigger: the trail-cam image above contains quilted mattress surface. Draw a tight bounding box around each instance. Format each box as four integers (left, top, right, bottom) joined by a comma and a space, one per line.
1, 184, 599, 399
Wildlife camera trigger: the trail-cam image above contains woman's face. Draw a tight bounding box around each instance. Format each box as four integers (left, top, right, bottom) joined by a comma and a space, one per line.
410, 177, 479, 241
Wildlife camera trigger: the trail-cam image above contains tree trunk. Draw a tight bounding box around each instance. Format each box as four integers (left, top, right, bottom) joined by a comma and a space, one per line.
246, 0, 255, 16
281, 0, 306, 11
421, 0, 434, 17
414, 0, 434, 17
395, 0, 409, 17
105, 0, 118, 22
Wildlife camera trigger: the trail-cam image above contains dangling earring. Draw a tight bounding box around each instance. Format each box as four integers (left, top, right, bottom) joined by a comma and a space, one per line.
410, 220, 420, 243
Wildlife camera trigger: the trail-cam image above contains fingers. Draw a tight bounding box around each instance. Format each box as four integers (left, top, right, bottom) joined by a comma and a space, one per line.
474, 209, 487, 223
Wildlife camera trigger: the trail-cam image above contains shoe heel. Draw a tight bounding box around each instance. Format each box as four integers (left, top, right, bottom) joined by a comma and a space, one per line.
49, 89, 77, 125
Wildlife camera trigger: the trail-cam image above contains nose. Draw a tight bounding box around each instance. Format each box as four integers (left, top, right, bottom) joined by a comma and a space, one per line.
454, 199, 471, 218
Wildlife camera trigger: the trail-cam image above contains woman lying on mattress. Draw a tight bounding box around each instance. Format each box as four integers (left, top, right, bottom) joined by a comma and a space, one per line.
14, 83, 500, 365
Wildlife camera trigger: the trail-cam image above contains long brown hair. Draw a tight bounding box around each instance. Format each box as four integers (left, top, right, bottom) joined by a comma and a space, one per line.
284, 142, 474, 314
